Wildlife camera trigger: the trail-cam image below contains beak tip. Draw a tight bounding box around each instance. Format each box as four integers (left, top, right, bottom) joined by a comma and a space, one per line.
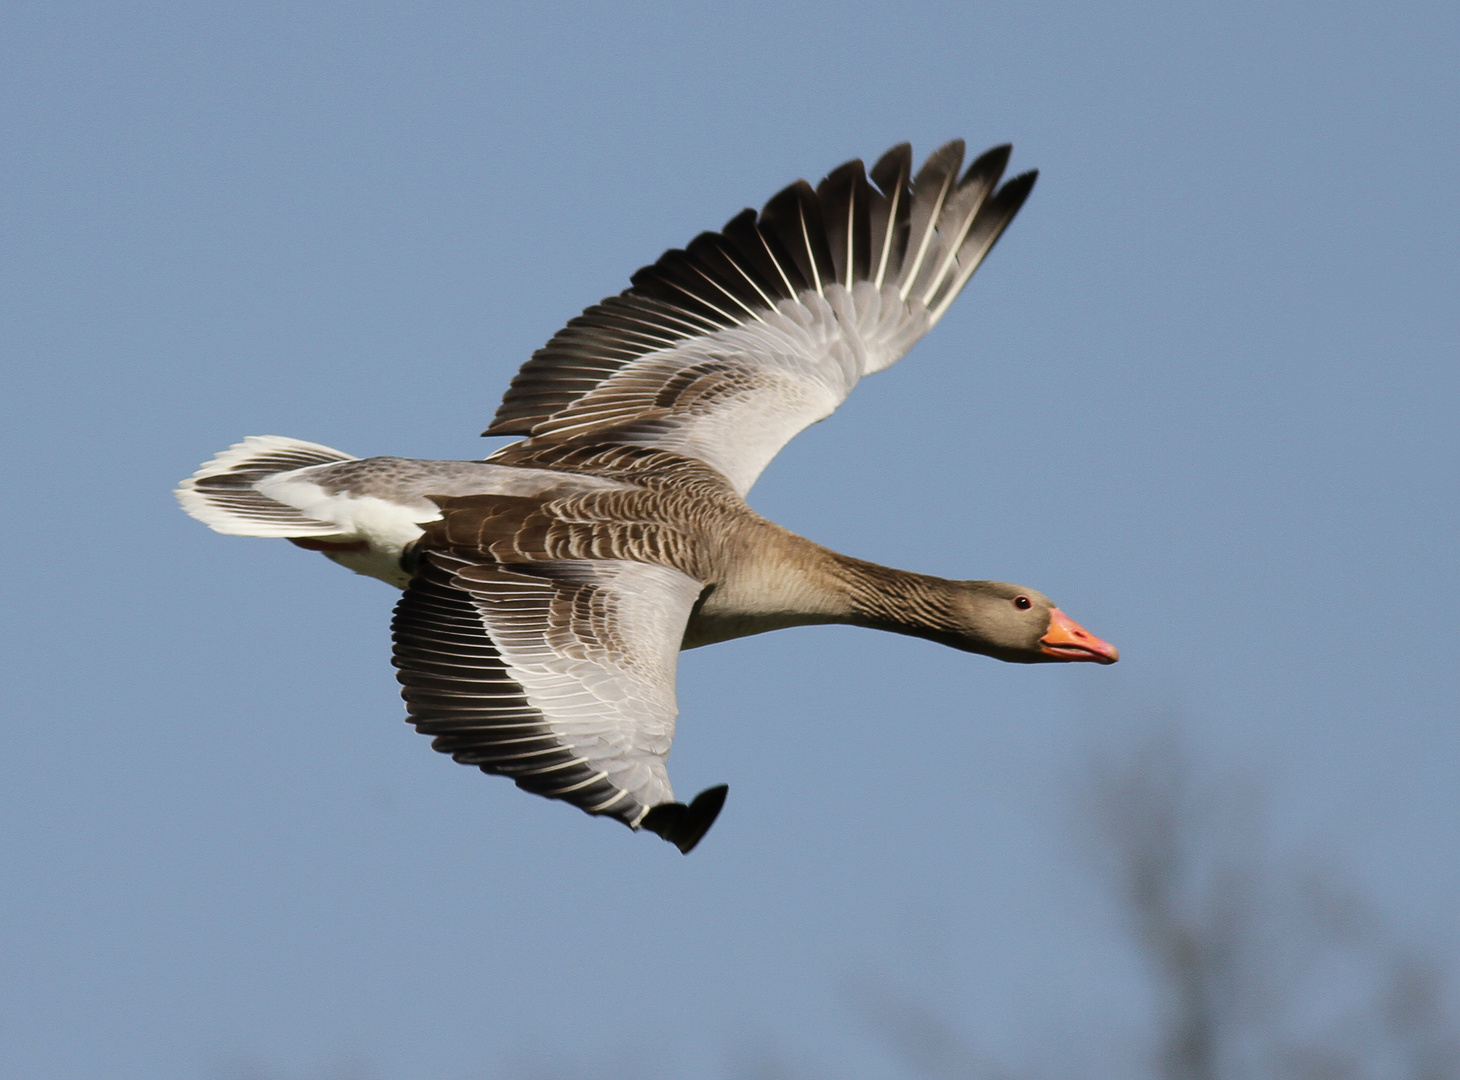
1040, 607, 1119, 665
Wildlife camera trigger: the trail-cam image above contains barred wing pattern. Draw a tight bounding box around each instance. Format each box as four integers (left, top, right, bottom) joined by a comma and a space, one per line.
392, 551, 705, 830
486, 141, 1036, 495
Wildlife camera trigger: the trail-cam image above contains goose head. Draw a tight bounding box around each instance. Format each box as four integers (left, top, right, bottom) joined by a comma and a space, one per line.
948, 582, 1118, 664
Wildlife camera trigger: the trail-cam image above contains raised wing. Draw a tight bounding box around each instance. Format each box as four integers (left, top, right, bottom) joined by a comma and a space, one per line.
391, 550, 725, 852
485, 141, 1037, 495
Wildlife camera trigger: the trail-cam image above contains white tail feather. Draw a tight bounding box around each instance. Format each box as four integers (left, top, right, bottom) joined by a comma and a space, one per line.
175, 436, 358, 537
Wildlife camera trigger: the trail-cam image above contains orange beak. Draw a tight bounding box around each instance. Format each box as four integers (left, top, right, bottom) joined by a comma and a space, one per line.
1039, 608, 1119, 664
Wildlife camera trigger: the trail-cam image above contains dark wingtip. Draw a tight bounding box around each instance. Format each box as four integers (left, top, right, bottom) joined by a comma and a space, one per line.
963, 143, 1013, 185
1004, 168, 1038, 201
640, 784, 729, 854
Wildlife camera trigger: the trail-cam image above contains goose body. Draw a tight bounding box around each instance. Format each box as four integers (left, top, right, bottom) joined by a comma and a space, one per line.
178, 142, 1117, 853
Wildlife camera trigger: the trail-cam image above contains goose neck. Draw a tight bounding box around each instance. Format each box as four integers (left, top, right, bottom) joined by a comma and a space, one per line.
829, 554, 964, 643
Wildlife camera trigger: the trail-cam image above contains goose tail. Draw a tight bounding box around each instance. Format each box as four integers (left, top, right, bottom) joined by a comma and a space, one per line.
175, 435, 358, 537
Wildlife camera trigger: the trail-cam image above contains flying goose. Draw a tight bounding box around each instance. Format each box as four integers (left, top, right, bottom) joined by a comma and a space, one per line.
178, 141, 1117, 854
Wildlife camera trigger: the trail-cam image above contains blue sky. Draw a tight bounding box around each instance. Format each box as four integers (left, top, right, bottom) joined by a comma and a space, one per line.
1, 3, 1456, 1078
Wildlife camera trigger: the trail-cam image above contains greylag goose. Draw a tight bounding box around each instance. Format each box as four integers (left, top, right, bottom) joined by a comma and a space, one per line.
178, 141, 1117, 854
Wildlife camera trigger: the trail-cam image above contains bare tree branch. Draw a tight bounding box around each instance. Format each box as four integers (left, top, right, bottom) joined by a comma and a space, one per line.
1086, 729, 1460, 1080
856, 726, 1459, 1080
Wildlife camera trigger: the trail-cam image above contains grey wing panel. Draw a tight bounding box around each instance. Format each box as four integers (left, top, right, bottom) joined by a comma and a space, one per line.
491, 287, 918, 495
391, 552, 704, 826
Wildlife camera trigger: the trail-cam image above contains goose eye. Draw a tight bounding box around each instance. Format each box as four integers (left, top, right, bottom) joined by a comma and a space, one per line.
1014, 596, 1032, 610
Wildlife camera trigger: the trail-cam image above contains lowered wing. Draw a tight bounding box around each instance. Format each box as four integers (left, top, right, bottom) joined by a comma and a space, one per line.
392, 550, 726, 852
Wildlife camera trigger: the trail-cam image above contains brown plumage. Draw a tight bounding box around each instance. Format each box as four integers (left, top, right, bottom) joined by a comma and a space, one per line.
177, 141, 1116, 854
